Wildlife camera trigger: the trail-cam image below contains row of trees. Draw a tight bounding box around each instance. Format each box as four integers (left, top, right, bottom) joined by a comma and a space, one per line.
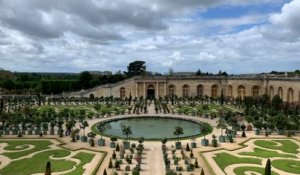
243, 95, 300, 135
0, 61, 146, 95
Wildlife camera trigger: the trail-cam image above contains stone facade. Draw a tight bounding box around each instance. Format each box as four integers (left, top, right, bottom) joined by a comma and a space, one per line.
81, 75, 300, 103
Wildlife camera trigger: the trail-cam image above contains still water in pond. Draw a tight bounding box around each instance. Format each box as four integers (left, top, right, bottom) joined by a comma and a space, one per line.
99, 117, 203, 139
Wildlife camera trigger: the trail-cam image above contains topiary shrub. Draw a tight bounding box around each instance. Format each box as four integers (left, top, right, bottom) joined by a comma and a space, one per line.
194, 158, 199, 168
108, 158, 113, 168
112, 150, 117, 159
186, 143, 190, 151
190, 150, 194, 158
125, 165, 130, 171
116, 143, 120, 151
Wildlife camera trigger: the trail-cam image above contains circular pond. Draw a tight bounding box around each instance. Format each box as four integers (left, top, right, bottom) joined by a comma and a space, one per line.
95, 116, 209, 140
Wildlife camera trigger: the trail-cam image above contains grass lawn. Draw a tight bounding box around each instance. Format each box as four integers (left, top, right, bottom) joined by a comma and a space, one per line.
272, 159, 300, 174
0, 149, 76, 175
254, 140, 299, 154
0, 140, 53, 159
213, 152, 261, 171
239, 148, 297, 158
65, 152, 95, 175
233, 166, 279, 175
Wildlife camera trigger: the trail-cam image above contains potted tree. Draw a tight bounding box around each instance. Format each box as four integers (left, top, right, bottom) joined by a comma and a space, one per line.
274, 113, 287, 135
253, 120, 263, 135
70, 128, 80, 142
42, 122, 48, 135
217, 117, 227, 142
212, 134, 218, 147
97, 122, 111, 146
88, 132, 96, 147
200, 123, 210, 146
241, 124, 247, 137
161, 137, 168, 150
80, 120, 89, 142
121, 125, 132, 149
173, 126, 184, 149
110, 136, 118, 148
191, 135, 197, 148
49, 121, 55, 135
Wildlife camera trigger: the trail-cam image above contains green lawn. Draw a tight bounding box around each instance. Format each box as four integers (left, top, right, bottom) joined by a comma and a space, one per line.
254, 140, 299, 154
213, 152, 261, 171
272, 159, 300, 174
0, 140, 101, 175
239, 148, 297, 158
233, 166, 279, 175
65, 152, 95, 175
0, 149, 76, 175
211, 139, 300, 175
0, 140, 53, 159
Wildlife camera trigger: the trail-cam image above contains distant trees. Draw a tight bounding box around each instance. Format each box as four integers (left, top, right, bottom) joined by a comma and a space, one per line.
124, 61, 146, 77
0, 69, 128, 94
79, 71, 93, 89
195, 69, 228, 76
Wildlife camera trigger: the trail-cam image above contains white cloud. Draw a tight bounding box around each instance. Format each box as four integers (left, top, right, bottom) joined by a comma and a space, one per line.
0, 0, 298, 73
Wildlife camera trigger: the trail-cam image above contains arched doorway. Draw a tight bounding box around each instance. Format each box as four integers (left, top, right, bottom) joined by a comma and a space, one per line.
278, 87, 283, 99
168, 85, 175, 97
211, 84, 218, 97
120, 87, 125, 98
197, 84, 203, 96
238, 85, 246, 99
182, 84, 190, 97
287, 88, 293, 103
147, 84, 155, 98
252, 86, 260, 96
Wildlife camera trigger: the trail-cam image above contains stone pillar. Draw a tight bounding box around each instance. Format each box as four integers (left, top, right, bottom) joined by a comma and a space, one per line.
135, 83, 138, 97
143, 82, 146, 98
156, 82, 159, 98
164, 83, 166, 97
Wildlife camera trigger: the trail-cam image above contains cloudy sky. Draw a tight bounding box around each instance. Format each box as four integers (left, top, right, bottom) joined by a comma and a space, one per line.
0, 0, 299, 74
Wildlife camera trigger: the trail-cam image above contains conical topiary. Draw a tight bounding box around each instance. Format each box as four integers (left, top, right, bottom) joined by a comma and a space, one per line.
264, 159, 271, 175
45, 161, 51, 175
186, 143, 190, 151
116, 143, 120, 151
200, 169, 205, 175
103, 169, 107, 175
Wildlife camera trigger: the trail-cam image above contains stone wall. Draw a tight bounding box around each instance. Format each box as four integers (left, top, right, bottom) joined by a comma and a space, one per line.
81, 75, 300, 103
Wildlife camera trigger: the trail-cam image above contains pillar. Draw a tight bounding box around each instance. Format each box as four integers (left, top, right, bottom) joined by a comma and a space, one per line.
143, 82, 146, 98
156, 82, 159, 98
135, 83, 138, 97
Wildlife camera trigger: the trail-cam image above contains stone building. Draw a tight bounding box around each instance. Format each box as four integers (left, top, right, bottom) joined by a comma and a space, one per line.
79, 75, 300, 103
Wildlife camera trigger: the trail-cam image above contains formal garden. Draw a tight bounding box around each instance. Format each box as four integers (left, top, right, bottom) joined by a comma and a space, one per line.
0, 139, 104, 175
0, 93, 299, 175
204, 138, 300, 175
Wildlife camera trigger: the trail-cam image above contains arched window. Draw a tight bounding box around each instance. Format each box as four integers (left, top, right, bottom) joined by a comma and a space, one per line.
269, 86, 274, 99
168, 85, 175, 97
238, 85, 246, 99
197, 85, 203, 96
252, 86, 260, 96
278, 87, 283, 99
287, 88, 293, 103
120, 87, 125, 98
182, 84, 189, 97
211, 84, 218, 97
227, 85, 233, 98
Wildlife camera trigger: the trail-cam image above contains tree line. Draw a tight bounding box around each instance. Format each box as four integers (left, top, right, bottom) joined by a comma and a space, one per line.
0, 61, 147, 95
